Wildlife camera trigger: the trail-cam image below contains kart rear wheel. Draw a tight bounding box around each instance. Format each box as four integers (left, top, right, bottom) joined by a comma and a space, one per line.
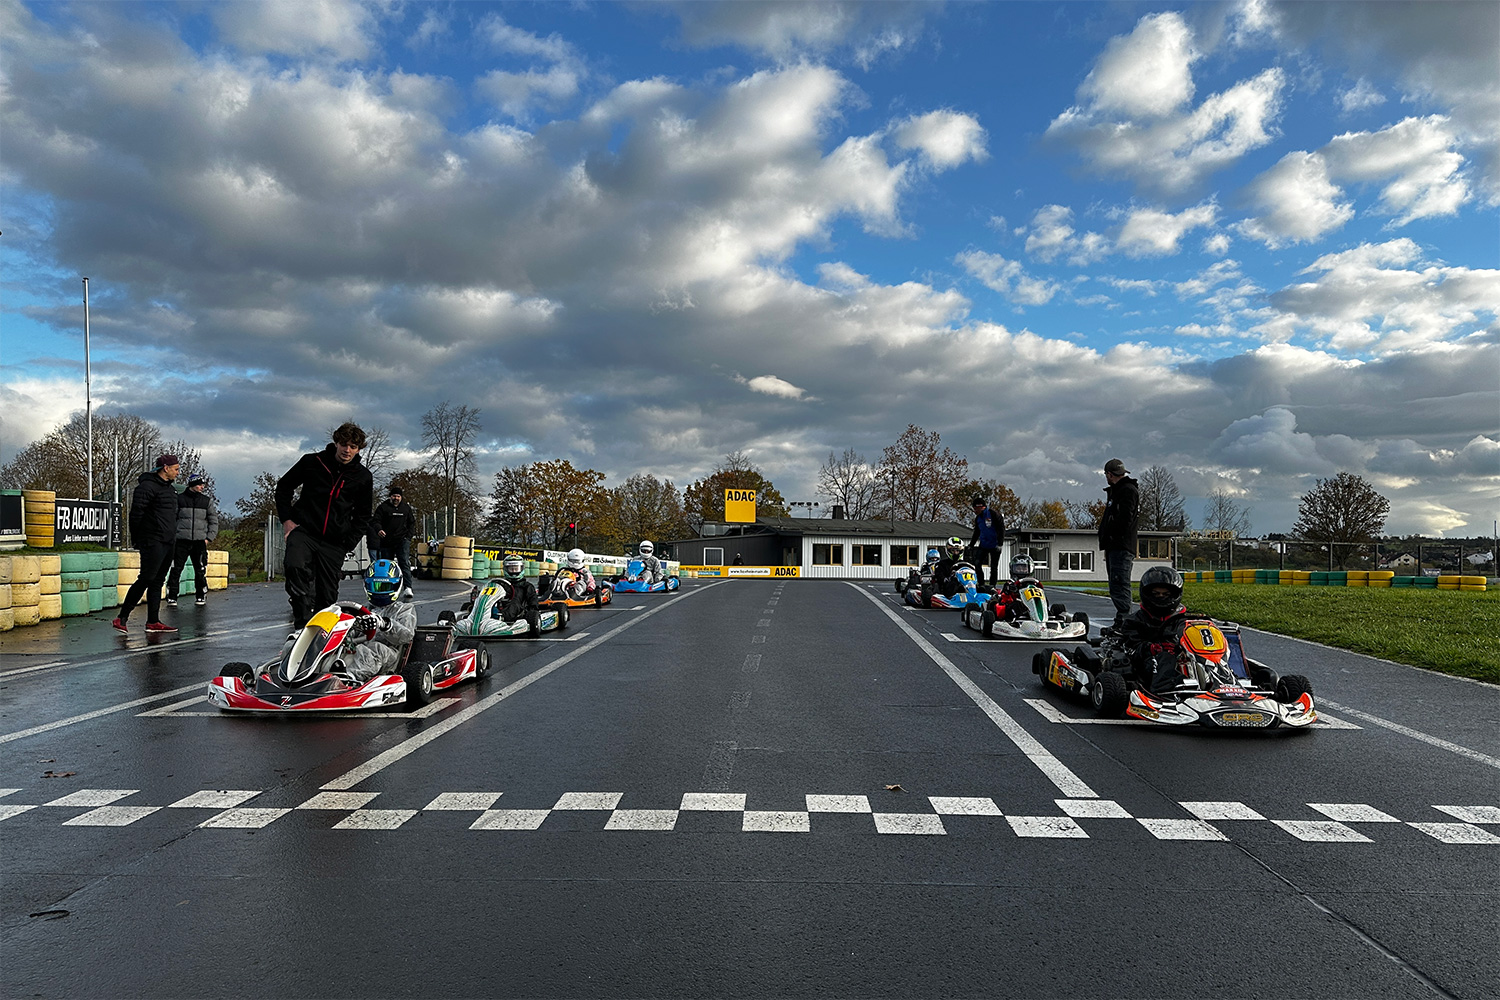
437, 609, 456, 626
220, 662, 255, 685
981, 607, 995, 638
895, 577, 907, 594
1052, 602, 1066, 614
1275, 674, 1313, 703
1031, 650, 1049, 676
1072, 611, 1089, 632
474, 647, 491, 680
1091, 670, 1129, 717
403, 662, 434, 708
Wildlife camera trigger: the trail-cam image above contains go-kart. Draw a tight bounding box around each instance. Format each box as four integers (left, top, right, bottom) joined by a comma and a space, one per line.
441, 579, 568, 638
960, 578, 1088, 639
539, 568, 613, 608
1033, 617, 1316, 730
915, 562, 989, 609
895, 563, 936, 603
205, 602, 487, 712
610, 557, 680, 593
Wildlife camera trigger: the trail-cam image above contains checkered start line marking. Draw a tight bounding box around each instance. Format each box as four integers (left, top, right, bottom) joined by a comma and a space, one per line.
1, 788, 1495, 844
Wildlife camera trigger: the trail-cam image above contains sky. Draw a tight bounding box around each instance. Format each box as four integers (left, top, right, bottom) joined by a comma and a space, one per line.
1, 0, 1497, 537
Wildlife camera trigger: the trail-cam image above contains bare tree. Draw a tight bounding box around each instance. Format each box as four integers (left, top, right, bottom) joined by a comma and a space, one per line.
1201, 488, 1252, 536
1294, 473, 1389, 567
1064, 498, 1106, 529
2, 411, 167, 499
816, 448, 877, 518
872, 425, 970, 522
421, 402, 482, 528
1137, 465, 1189, 531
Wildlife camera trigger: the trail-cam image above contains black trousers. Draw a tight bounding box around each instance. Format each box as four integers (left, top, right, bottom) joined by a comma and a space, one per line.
973, 546, 1001, 587
119, 540, 174, 624
167, 539, 208, 596
284, 528, 344, 622
372, 537, 413, 590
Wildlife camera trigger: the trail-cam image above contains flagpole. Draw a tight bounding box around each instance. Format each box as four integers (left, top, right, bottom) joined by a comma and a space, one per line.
83, 277, 93, 498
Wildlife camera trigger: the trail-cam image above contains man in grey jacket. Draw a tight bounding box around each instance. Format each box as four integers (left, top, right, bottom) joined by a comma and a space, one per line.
167, 476, 219, 607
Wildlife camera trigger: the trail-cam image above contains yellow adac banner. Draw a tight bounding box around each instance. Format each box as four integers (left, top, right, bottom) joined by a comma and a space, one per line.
724, 488, 757, 523
727, 566, 800, 578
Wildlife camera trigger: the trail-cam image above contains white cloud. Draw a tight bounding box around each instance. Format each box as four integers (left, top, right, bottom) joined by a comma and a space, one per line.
1322, 116, 1470, 224
1116, 201, 1218, 257
1202, 232, 1231, 256
956, 250, 1060, 306
214, 0, 377, 61
661, 0, 930, 64
737, 375, 810, 400
891, 111, 988, 170
1337, 78, 1385, 114
474, 17, 586, 121
1175, 260, 1243, 300
1237, 150, 1352, 246
1077, 12, 1198, 118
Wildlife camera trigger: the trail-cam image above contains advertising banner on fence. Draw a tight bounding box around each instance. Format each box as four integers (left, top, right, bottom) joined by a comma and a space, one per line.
55, 499, 121, 546
727, 566, 800, 578
0, 493, 22, 542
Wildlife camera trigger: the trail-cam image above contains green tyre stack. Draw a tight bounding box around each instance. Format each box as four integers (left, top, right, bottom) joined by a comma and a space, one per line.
100, 552, 119, 607
1391, 576, 1416, 588
88, 553, 106, 612
59, 552, 93, 617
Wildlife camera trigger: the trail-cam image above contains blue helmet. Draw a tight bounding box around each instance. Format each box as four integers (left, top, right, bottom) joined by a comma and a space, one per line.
364, 558, 403, 606
926, 548, 940, 562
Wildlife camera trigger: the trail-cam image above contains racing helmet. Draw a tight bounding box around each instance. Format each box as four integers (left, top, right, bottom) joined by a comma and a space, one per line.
945, 536, 965, 558
638, 540, 654, 557
566, 548, 586, 570
502, 555, 526, 579
1009, 554, 1033, 580
1139, 565, 1184, 616
363, 559, 402, 606
925, 547, 940, 563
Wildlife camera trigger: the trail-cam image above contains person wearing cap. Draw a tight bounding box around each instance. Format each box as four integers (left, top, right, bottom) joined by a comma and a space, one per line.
112, 455, 182, 634
968, 495, 1005, 589
276, 422, 374, 623
368, 483, 417, 597
1099, 458, 1140, 633
165, 475, 219, 607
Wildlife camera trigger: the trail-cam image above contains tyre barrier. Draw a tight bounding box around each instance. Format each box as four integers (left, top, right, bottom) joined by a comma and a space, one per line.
22, 489, 56, 549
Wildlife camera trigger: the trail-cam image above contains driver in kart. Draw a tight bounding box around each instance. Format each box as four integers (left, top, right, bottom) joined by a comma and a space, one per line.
345, 559, 416, 682
496, 554, 541, 634
556, 548, 597, 600
986, 554, 1040, 624
634, 540, 662, 584
931, 537, 972, 597
1113, 565, 1191, 693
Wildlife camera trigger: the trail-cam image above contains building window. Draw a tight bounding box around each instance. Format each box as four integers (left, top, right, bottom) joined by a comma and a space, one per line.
852, 544, 882, 566
889, 545, 919, 566
1137, 538, 1171, 559
1056, 551, 1093, 573
812, 543, 844, 565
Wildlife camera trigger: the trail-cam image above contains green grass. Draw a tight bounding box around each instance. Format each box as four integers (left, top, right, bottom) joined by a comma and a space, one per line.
1181, 583, 1498, 685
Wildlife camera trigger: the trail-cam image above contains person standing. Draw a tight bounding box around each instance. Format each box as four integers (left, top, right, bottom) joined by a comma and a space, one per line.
166, 476, 219, 607
112, 455, 182, 634
368, 483, 417, 597
276, 423, 374, 623
968, 494, 1005, 588
1098, 458, 1140, 634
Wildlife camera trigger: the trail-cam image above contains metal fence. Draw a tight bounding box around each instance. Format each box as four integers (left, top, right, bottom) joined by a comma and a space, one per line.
1176, 537, 1496, 576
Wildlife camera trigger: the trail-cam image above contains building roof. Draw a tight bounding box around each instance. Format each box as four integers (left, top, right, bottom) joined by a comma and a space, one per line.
689, 516, 970, 540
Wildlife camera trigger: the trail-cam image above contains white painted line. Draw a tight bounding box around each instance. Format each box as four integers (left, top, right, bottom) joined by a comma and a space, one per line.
605, 809, 678, 831
751, 635, 765, 643
298, 791, 379, 810
1, 684, 203, 744
1180, 801, 1265, 821
1309, 803, 1401, 823
62, 805, 161, 827
553, 791, 623, 811
1408, 822, 1500, 845
471, 809, 550, 831
0, 789, 18, 798
928, 796, 1002, 816
1008, 815, 1088, 839
199, 807, 290, 829
1434, 805, 1500, 824
1274, 820, 1373, 843
424, 792, 502, 811
806, 794, 871, 813
848, 583, 1096, 799
681, 792, 747, 811
138, 695, 210, 716
757, 619, 772, 627
333, 809, 416, 830
1314, 712, 1362, 730
168, 790, 260, 809
1057, 798, 1132, 819
873, 813, 947, 835
1319, 698, 1500, 769
1139, 818, 1227, 841
0, 805, 37, 822
0, 619, 300, 679
43, 788, 138, 808
743, 810, 810, 833
940, 633, 993, 643
321, 585, 719, 791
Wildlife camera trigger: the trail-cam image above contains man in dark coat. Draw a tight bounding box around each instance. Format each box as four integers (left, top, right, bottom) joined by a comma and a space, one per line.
1098, 458, 1140, 632
968, 495, 1005, 588
276, 423, 374, 623
113, 455, 182, 634
166, 476, 219, 607
368, 483, 417, 596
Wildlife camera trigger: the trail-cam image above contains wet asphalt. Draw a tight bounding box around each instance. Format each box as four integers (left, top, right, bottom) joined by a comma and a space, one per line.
1, 578, 1496, 999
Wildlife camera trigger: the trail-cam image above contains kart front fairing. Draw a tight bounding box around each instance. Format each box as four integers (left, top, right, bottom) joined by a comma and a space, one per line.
961, 581, 1087, 639
612, 558, 680, 593
452, 581, 565, 638
926, 564, 987, 609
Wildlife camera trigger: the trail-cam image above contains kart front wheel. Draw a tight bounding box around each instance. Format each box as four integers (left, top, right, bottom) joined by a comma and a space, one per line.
403, 662, 434, 708
1072, 611, 1089, 632
1249, 663, 1279, 690
1091, 671, 1129, 717
220, 662, 255, 685
474, 647, 491, 680
437, 609, 456, 626
1275, 674, 1313, 703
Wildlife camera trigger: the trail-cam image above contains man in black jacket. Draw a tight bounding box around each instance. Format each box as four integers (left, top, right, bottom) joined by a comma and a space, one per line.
1098, 458, 1140, 633
368, 483, 417, 597
276, 423, 374, 623
113, 455, 182, 634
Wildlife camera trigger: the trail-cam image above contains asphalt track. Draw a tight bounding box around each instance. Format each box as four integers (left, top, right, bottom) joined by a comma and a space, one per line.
1, 578, 1496, 999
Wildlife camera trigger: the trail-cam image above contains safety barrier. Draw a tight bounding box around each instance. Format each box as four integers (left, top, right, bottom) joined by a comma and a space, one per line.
1180, 568, 1486, 591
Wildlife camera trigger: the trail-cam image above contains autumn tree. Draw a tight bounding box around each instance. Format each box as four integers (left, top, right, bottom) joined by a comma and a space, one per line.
421, 402, 482, 525
955, 478, 1024, 527
816, 448, 878, 519
1065, 498, 1107, 529
613, 474, 689, 554
235, 472, 281, 529
1137, 465, 1189, 531
872, 425, 970, 522
486, 466, 538, 545
1022, 498, 1071, 529
681, 452, 788, 532
1294, 473, 1390, 568
485, 460, 613, 549
1201, 488, 1252, 536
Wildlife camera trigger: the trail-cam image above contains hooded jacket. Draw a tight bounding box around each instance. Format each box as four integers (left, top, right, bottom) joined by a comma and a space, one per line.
174, 488, 219, 542
129, 470, 180, 546
275, 444, 374, 550
1098, 475, 1140, 553
370, 496, 417, 544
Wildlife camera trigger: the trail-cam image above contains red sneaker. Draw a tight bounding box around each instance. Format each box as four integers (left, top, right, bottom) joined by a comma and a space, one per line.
145, 621, 179, 634
112, 618, 128, 634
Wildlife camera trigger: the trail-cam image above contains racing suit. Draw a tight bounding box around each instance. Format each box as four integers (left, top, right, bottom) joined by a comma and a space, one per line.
1115, 604, 1190, 694
557, 565, 596, 600
636, 554, 662, 584
498, 577, 541, 634
347, 601, 417, 682
986, 576, 1038, 624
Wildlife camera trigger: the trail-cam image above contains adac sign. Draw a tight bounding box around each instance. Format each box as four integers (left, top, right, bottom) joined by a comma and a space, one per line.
724, 489, 757, 523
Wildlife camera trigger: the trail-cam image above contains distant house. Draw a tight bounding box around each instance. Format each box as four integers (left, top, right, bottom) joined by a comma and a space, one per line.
1384, 552, 1419, 568
1008, 527, 1179, 583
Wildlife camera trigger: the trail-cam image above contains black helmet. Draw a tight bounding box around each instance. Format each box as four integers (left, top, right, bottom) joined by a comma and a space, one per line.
1009, 554, 1033, 580
971, 495, 987, 506
1139, 565, 1183, 616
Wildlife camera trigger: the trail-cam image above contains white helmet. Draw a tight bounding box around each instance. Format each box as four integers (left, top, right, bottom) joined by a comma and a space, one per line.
566, 548, 585, 569
638, 540, 654, 557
